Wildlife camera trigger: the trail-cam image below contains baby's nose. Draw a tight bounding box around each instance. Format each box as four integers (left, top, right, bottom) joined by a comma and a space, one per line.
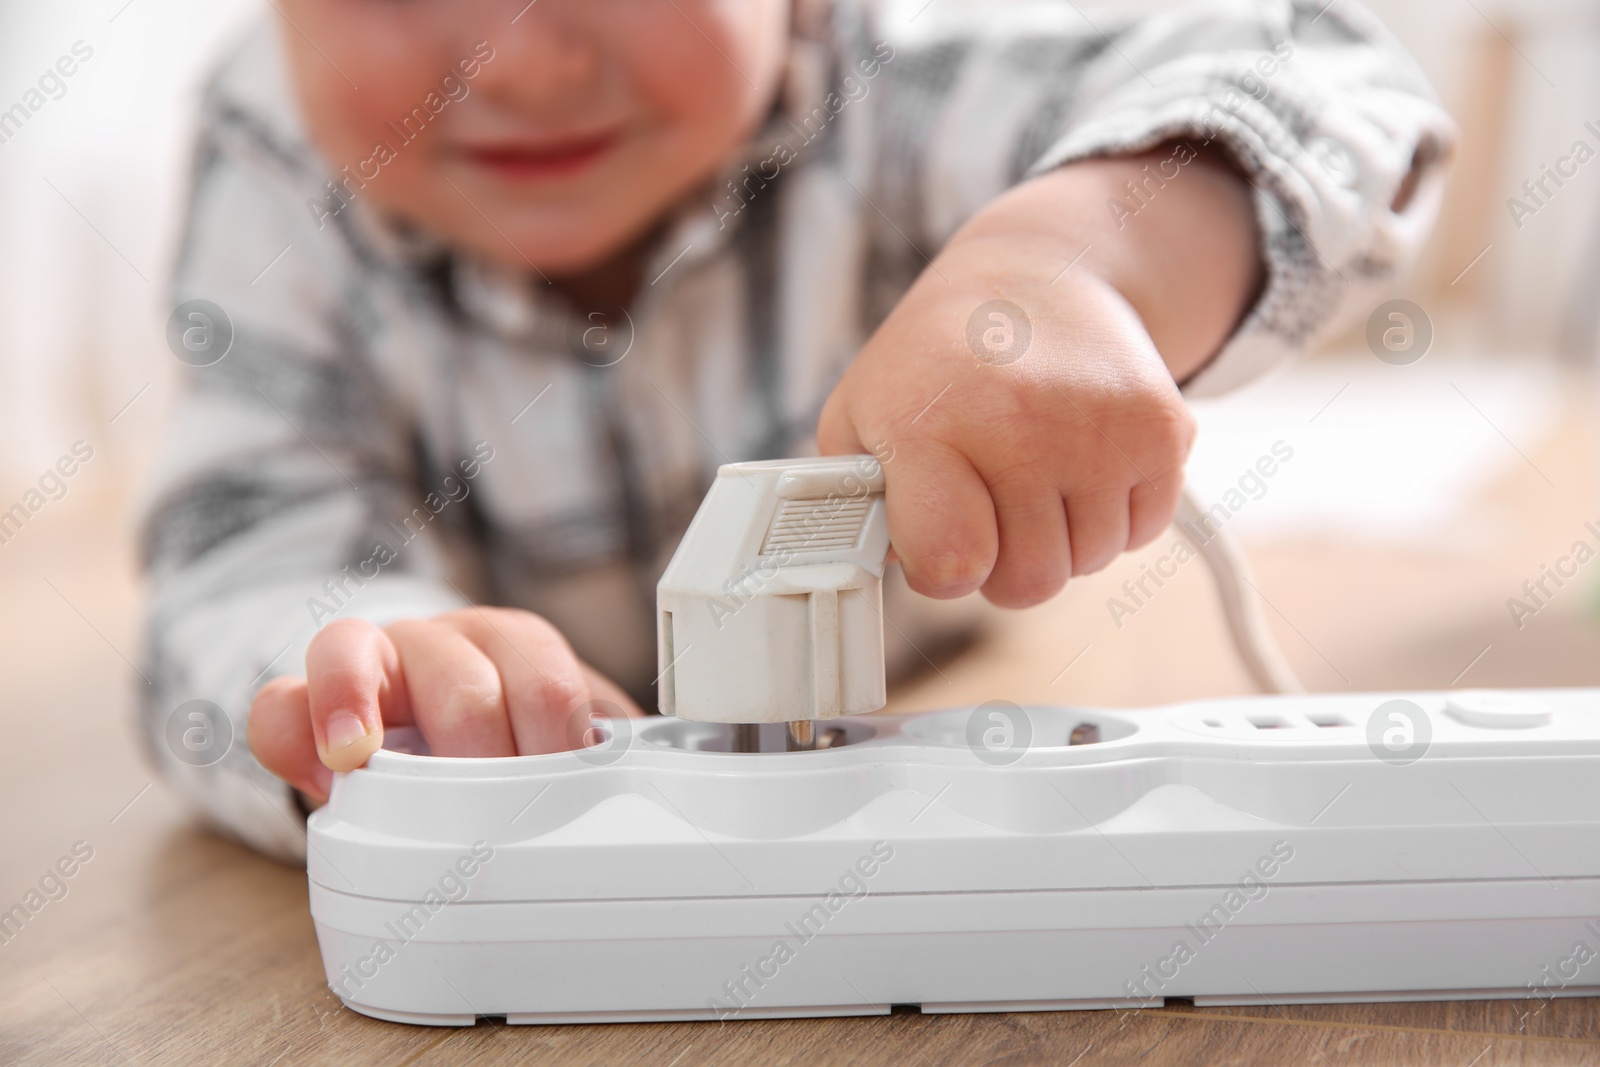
479, 9, 602, 101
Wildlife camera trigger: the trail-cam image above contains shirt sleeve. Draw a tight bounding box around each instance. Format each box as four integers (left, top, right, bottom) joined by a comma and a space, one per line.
138, 76, 468, 864
838, 0, 1456, 395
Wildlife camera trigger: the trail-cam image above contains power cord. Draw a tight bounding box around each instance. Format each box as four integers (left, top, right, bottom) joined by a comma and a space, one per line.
1177, 482, 1304, 694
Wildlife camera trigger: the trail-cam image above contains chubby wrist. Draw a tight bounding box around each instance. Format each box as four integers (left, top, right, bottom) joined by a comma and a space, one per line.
942, 143, 1264, 383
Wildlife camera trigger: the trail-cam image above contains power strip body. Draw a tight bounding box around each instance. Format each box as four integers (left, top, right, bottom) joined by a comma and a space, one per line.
307, 689, 1600, 1025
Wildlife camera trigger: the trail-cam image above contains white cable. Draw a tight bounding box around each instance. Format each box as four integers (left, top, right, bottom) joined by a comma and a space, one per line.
1176, 482, 1304, 694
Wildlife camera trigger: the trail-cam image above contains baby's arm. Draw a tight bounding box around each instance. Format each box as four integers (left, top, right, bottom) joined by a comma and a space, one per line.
819, 0, 1455, 602
142, 83, 632, 859
142, 148, 451, 856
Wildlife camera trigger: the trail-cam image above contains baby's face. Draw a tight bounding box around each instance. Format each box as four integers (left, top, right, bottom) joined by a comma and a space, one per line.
279, 0, 790, 277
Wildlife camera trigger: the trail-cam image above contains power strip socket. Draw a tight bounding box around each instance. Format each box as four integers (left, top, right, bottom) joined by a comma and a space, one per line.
307, 688, 1600, 1025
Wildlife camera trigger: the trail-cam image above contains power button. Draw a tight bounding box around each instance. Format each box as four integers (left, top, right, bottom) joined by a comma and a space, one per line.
1444, 691, 1553, 729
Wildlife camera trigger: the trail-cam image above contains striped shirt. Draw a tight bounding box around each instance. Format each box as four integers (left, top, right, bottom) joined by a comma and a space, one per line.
139, 0, 1455, 862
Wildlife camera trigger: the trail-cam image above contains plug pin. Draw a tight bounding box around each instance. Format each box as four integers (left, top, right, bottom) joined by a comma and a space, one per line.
786, 720, 816, 752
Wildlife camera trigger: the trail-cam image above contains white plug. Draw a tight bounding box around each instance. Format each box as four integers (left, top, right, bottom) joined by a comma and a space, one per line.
656, 456, 890, 734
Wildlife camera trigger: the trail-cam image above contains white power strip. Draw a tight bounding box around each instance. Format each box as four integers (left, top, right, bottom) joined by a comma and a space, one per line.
307, 688, 1600, 1025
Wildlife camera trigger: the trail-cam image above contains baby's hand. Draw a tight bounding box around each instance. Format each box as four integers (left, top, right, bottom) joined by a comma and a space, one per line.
249, 609, 642, 805
818, 147, 1259, 607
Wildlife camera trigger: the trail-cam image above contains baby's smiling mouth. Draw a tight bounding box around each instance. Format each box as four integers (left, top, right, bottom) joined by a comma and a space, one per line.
457, 130, 622, 180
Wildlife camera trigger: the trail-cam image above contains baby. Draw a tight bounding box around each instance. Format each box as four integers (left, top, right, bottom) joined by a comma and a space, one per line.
141, 0, 1452, 860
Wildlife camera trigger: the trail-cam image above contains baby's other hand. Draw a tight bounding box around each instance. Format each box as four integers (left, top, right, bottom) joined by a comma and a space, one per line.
249, 609, 643, 806
818, 258, 1196, 608
818, 149, 1259, 608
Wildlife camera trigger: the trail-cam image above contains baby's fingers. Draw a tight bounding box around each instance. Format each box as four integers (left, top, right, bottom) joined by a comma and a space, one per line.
305, 617, 405, 772
883, 439, 997, 599
452, 608, 599, 755
981, 484, 1071, 608
387, 618, 517, 757
248, 676, 332, 804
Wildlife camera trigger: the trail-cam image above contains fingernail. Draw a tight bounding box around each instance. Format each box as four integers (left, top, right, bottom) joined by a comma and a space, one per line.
921, 554, 986, 595
324, 711, 370, 754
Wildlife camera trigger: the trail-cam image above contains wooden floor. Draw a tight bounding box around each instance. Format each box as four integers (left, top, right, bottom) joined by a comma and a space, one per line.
4, 365, 1600, 1065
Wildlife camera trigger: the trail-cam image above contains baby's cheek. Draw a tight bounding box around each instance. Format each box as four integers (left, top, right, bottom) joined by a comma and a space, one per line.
621, 1, 787, 163
277, 0, 466, 201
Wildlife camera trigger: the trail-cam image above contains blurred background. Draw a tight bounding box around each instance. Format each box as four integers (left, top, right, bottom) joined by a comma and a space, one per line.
1, 0, 1599, 809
